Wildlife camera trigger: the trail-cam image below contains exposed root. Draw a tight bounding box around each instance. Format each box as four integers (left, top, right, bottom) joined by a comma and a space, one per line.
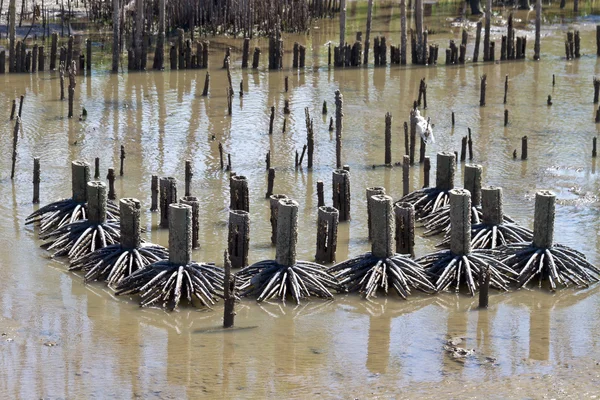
70, 243, 168, 287
416, 250, 516, 295
496, 243, 600, 290
115, 261, 225, 310
437, 222, 533, 250
26, 198, 119, 234
328, 253, 435, 299
397, 188, 451, 219
40, 220, 121, 259
237, 260, 342, 304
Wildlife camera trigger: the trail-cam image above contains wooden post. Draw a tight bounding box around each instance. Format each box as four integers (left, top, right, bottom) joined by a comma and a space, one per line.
86, 39, 92, 71
594, 137, 597, 158
449, 188, 472, 256
32, 44, 38, 73
180, 196, 200, 249
534, 0, 541, 60
33, 157, 40, 203
364, 0, 374, 64
119, 145, 125, 176
8, 115, 17, 180
315, 206, 339, 263
8, 0, 16, 72
484, 0, 491, 61
521, 136, 528, 160
460, 136, 468, 162
152, 0, 165, 69
409, 109, 416, 164
479, 266, 490, 308
366, 187, 386, 240
120, 198, 142, 249
335, 90, 343, 168
242, 38, 250, 68
473, 22, 482, 62
464, 164, 483, 208
151, 175, 159, 211
276, 199, 299, 267
597, 26, 600, 57
223, 250, 236, 328
50, 33, 58, 70
107, 168, 116, 200
87, 181, 107, 225
112, 0, 120, 72
370, 195, 394, 258
339, 0, 346, 67
482, 186, 504, 226
71, 160, 90, 203
400, 0, 407, 65
533, 190, 555, 249
228, 210, 250, 268
201, 71, 210, 96
403, 155, 410, 196
394, 202, 415, 257
332, 169, 351, 221
94, 157, 100, 179
504, 75, 508, 104
423, 156, 431, 188
270, 194, 288, 245
18, 94, 24, 118
230, 175, 249, 212
269, 106, 275, 135
383, 112, 392, 165
184, 160, 193, 197
317, 181, 325, 207
436, 152, 456, 191
160, 177, 177, 228
168, 203, 192, 266
266, 168, 275, 198
252, 47, 260, 69
480, 74, 487, 106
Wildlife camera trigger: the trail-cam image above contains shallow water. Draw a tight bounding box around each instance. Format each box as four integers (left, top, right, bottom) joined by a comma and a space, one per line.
2, 2, 600, 398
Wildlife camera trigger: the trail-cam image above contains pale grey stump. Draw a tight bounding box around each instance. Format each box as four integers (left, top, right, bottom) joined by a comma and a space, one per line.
87, 181, 107, 225
169, 203, 192, 266
449, 188, 472, 256
120, 198, 141, 249
276, 198, 299, 267
533, 190, 555, 249
370, 194, 395, 258
72, 160, 90, 203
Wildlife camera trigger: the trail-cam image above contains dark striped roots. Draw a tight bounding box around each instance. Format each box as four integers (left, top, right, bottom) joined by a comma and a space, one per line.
115, 261, 225, 310
496, 243, 600, 290
328, 253, 436, 299
420, 204, 482, 237
70, 243, 169, 287
26, 198, 119, 234
437, 222, 533, 250
237, 261, 342, 304
416, 250, 516, 295
397, 188, 451, 219
41, 220, 121, 259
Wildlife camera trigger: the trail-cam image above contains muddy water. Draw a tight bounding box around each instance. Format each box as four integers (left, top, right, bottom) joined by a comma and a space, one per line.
2, 2, 600, 398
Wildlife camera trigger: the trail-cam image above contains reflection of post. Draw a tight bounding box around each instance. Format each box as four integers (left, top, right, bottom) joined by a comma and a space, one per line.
529, 300, 550, 361
366, 314, 391, 374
